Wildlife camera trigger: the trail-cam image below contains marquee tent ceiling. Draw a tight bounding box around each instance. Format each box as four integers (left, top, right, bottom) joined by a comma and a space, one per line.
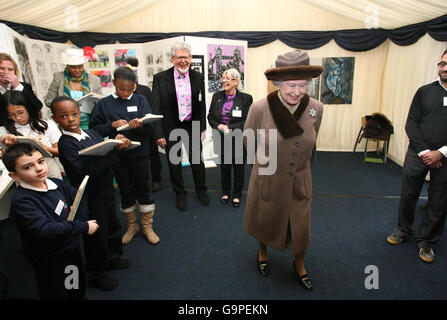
0, 0, 446, 32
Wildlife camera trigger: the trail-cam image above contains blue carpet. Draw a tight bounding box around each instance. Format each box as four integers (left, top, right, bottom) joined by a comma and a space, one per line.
0, 152, 442, 300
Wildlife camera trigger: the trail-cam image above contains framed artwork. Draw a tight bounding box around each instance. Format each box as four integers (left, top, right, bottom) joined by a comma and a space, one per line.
320, 57, 355, 104
207, 44, 245, 93
191, 55, 204, 74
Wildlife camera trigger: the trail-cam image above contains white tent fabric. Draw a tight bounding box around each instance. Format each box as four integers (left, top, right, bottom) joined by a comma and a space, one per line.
302, 0, 447, 29
0, 0, 446, 165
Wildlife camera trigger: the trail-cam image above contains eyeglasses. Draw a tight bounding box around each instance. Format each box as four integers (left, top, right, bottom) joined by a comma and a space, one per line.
437, 62, 447, 68
8, 109, 28, 119
173, 56, 190, 60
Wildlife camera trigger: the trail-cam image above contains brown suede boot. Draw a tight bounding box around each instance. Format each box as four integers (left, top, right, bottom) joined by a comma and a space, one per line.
140, 204, 160, 245
121, 205, 140, 245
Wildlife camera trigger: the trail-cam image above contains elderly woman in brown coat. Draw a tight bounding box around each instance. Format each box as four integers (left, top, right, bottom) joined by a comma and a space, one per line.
243, 50, 324, 291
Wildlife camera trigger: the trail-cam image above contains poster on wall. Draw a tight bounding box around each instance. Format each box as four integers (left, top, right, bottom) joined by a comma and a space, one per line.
26, 38, 71, 99
207, 44, 245, 93
114, 48, 137, 67
90, 70, 113, 87
191, 55, 204, 74
13, 36, 36, 89
320, 57, 355, 105
88, 49, 110, 68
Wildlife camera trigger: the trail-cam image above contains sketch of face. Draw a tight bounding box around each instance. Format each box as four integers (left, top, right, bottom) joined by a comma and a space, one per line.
326, 63, 343, 97
36, 61, 45, 74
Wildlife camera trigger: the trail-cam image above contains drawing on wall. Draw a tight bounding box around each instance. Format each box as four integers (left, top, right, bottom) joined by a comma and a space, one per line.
146, 67, 154, 79
90, 70, 112, 87
114, 49, 136, 67
146, 54, 153, 65
13, 37, 35, 88
35, 59, 48, 77
207, 44, 245, 92
320, 57, 355, 105
39, 79, 49, 93
44, 43, 54, 60
31, 43, 43, 57
191, 55, 204, 74
155, 52, 163, 64
88, 50, 110, 68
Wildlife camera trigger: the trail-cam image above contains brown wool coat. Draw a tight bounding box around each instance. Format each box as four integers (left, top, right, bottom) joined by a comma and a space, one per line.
243, 91, 323, 255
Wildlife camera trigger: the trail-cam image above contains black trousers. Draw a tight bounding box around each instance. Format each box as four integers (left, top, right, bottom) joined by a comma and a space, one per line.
83, 184, 123, 274
219, 133, 246, 198
149, 133, 162, 183
165, 121, 207, 196
114, 157, 154, 209
31, 245, 87, 300
397, 148, 447, 248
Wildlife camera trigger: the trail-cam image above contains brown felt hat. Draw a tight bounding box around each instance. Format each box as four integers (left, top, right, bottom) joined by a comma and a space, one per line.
264, 50, 324, 81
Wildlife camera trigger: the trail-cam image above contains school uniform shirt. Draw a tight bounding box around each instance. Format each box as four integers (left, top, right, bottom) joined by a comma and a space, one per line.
0, 119, 62, 148
89, 93, 152, 161
9, 178, 89, 264
58, 128, 120, 198
0, 120, 62, 178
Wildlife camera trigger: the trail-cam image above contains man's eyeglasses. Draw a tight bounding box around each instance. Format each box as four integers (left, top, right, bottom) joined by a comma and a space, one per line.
437, 62, 447, 68
173, 56, 190, 60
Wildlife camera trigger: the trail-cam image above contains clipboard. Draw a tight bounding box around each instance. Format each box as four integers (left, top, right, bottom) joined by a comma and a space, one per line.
117, 113, 163, 131
78, 139, 141, 156
67, 175, 89, 222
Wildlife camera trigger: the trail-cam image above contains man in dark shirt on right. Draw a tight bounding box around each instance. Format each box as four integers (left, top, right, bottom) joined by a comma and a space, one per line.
386, 49, 447, 263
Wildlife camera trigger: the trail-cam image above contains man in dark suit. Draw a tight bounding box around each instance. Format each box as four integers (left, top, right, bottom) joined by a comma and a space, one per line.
0, 53, 43, 125
125, 57, 163, 192
151, 42, 209, 211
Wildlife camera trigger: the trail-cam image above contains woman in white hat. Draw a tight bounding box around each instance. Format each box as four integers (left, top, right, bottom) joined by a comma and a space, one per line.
44, 47, 102, 129
243, 50, 324, 291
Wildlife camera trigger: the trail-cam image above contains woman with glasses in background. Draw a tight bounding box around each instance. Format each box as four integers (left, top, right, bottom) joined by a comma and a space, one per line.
208, 68, 253, 208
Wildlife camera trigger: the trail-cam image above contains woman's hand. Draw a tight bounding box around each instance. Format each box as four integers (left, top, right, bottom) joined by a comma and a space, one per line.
217, 124, 229, 134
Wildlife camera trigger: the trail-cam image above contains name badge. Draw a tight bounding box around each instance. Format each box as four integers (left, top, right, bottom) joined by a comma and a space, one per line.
232, 108, 242, 118
444, 97, 447, 106
127, 106, 138, 112
55, 200, 65, 216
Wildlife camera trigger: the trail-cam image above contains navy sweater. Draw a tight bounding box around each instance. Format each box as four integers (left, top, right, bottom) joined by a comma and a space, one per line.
89, 93, 152, 161
9, 178, 89, 264
406, 81, 447, 153
58, 129, 121, 198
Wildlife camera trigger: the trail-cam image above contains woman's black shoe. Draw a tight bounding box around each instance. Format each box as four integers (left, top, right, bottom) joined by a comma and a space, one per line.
232, 198, 241, 208
292, 262, 312, 291
257, 250, 269, 276
220, 196, 230, 205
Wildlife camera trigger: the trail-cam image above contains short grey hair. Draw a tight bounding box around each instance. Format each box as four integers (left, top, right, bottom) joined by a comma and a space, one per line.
171, 42, 191, 57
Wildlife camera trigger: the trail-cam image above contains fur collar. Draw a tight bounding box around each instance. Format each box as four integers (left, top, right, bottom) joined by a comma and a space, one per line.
267, 90, 309, 138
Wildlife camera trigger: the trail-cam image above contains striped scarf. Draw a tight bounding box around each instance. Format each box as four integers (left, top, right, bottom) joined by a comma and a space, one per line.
63, 68, 91, 97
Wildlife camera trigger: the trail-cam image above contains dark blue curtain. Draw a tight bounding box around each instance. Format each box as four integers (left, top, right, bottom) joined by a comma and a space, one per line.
1, 14, 446, 51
